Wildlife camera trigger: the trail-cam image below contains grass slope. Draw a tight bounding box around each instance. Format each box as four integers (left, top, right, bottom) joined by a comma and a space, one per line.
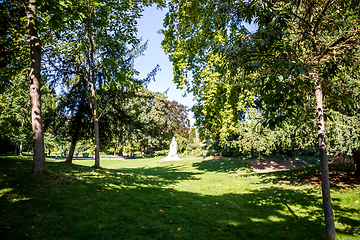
0, 156, 359, 239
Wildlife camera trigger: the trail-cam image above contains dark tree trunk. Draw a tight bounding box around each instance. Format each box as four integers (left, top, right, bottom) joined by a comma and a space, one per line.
65, 114, 81, 164
141, 142, 145, 157
118, 146, 123, 156
353, 149, 360, 177
315, 83, 336, 240
27, 0, 46, 173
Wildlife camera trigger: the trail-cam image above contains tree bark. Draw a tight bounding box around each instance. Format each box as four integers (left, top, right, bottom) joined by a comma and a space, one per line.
94, 117, 100, 167
19, 141, 23, 156
315, 83, 336, 240
118, 146, 123, 156
353, 149, 360, 177
65, 115, 81, 164
89, 82, 100, 167
141, 142, 145, 157
27, 0, 46, 173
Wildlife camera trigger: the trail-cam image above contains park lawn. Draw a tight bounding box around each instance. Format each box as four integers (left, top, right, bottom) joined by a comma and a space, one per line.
0, 156, 359, 240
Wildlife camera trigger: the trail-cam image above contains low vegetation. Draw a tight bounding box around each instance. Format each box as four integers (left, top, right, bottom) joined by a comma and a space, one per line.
1, 156, 359, 239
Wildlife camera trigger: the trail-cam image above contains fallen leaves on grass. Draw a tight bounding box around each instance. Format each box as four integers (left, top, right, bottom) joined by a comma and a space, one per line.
283, 225, 290, 231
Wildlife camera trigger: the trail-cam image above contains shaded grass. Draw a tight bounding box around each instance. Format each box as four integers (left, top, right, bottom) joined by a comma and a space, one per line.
0, 156, 359, 239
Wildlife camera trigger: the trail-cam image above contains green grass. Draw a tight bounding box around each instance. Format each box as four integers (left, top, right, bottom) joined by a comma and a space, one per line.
0, 156, 359, 239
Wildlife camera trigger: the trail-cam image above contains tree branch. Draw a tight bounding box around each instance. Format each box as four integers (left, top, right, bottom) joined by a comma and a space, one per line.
317, 35, 353, 61
43, 50, 79, 75
313, 0, 336, 34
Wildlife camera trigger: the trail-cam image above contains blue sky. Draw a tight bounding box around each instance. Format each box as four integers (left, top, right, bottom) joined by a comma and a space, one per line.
134, 6, 258, 127
134, 6, 196, 126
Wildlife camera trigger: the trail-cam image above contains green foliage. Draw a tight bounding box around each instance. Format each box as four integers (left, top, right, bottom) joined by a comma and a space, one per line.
161, 0, 360, 149
107, 87, 190, 153
189, 127, 196, 144
221, 147, 233, 157
175, 134, 188, 153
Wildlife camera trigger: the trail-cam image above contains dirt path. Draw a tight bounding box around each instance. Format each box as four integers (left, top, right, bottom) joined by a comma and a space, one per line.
250, 158, 309, 173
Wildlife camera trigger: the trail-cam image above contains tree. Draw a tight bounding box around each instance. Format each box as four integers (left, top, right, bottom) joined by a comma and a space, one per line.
162, 1, 360, 239
0, 73, 32, 155
189, 127, 196, 144
106, 87, 190, 154
44, 0, 160, 167
23, 0, 47, 172
1, 0, 73, 172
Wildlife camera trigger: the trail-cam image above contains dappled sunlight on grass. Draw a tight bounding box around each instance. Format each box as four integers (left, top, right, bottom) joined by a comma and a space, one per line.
0, 156, 359, 239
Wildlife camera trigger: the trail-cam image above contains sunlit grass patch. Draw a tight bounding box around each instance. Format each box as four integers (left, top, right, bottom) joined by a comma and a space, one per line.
0, 156, 359, 239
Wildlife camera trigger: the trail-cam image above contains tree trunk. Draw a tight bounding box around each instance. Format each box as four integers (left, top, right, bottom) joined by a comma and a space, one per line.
27, 0, 46, 173
19, 141, 23, 156
89, 82, 100, 167
353, 149, 360, 177
315, 83, 336, 240
94, 117, 100, 167
65, 110, 82, 163
141, 142, 145, 157
118, 146, 123, 156
330, 150, 352, 165
87, 25, 100, 168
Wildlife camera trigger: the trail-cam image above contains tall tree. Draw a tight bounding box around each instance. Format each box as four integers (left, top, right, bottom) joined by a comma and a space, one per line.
45, 0, 165, 167
107, 87, 190, 154
162, 1, 360, 239
23, 0, 46, 172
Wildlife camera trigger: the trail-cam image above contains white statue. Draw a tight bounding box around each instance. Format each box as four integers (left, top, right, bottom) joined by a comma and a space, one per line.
162, 136, 183, 161
168, 137, 178, 157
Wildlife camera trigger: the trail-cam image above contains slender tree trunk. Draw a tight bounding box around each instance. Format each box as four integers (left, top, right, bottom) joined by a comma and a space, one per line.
94, 117, 100, 166
19, 141, 23, 156
89, 81, 100, 167
27, 0, 45, 173
86, 23, 100, 168
315, 82, 336, 240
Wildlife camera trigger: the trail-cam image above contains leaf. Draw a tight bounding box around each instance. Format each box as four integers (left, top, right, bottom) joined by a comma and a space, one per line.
20, 17, 29, 22
283, 225, 290, 231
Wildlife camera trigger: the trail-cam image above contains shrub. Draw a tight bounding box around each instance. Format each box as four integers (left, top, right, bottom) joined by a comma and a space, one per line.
175, 135, 188, 153
221, 147, 233, 157
154, 150, 168, 157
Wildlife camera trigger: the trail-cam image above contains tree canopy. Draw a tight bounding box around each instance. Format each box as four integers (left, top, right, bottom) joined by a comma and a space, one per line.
161, 1, 360, 239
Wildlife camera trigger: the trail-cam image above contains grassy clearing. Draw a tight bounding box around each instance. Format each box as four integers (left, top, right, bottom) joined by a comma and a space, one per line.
0, 156, 359, 239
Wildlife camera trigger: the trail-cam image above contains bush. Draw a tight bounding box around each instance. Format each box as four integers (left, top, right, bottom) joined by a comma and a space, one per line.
154, 150, 168, 157
221, 147, 233, 157
175, 135, 188, 153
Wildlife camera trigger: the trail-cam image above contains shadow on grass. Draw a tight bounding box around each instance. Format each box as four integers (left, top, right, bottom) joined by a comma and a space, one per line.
0, 157, 358, 239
